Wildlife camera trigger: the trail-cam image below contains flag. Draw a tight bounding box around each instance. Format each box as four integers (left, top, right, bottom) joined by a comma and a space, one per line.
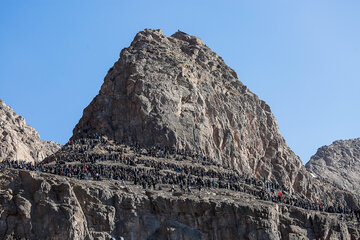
278, 192, 282, 197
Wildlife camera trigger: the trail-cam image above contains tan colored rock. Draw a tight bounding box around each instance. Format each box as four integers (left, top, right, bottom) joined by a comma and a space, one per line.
0, 99, 60, 163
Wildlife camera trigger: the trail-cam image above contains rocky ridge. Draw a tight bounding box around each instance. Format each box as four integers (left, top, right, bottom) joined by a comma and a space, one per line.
44, 135, 358, 210
1, 167, 359, 240
0, 99, 60, 163
306, 138, 360, 195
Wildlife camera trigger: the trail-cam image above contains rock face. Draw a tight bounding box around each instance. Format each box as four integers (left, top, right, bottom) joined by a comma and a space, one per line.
0, 168, 358, 240
306, 138, 360, 194
72, 29, 307, 192
0, 99, 60, 163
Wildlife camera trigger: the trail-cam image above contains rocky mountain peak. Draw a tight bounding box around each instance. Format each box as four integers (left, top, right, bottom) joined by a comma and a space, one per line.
71, 29, 337, 197
0, 99, 61, 163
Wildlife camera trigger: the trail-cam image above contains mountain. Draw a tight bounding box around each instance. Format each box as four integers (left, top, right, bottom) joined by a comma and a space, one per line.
1, 29, 359, 240
71, 29, 311, 194
0, 99, 60, 163
306, 138, 360, 194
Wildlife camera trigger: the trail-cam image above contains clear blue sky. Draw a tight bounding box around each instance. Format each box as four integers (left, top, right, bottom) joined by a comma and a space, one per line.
1, 1, 359, 164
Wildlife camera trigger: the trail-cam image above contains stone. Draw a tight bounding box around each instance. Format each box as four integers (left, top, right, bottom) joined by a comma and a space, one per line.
0, 99, 61, 163
306, 138, 360, 194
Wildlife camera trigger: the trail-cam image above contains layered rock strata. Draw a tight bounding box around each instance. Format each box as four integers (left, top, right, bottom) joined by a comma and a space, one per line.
306, 138, 360, 195
0, 99, 60, 163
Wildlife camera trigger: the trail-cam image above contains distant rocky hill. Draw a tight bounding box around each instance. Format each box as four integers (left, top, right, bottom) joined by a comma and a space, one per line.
0, 99, 60, 163
72, 29, 312, 195
306, 138, 360, 194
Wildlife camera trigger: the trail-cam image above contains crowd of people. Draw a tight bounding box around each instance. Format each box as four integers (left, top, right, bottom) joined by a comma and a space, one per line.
2, 133, 360, 223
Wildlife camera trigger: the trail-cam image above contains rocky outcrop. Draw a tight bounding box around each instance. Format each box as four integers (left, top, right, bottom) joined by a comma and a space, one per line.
0, 168, 359, 240
71, 29, 311, 194
306, 138, 360, 194
0, 99, 60, 163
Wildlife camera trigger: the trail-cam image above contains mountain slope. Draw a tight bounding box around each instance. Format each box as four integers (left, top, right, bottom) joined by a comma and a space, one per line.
0, 99, 60, 163
306, 138, 360, 194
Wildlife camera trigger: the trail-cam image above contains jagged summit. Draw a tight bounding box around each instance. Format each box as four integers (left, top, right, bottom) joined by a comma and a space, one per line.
0, 99, 61, 163
131, 29, 204, 47
306, 137, 360, 194
171, 30, 205, 45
